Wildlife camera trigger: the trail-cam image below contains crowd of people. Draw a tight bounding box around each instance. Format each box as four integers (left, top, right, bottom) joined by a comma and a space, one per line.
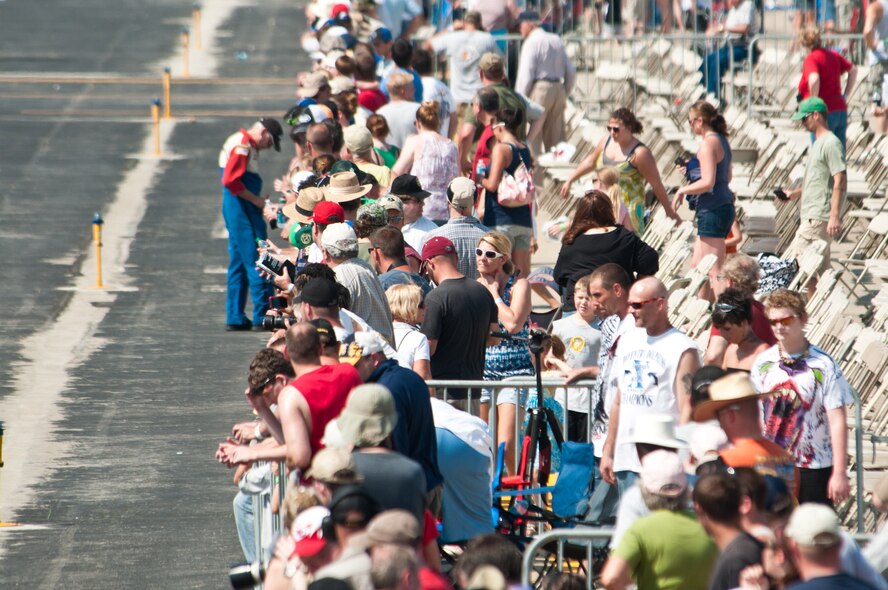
213, 0, 888, 588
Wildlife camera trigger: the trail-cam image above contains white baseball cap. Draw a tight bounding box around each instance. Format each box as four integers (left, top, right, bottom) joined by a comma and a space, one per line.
785, 503, 842, 548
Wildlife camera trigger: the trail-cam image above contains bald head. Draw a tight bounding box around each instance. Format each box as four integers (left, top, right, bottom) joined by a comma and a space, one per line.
307, 123, 333, 154
286, 322, 323, 364
628, 277, 670, 334
631, 277, 668, 300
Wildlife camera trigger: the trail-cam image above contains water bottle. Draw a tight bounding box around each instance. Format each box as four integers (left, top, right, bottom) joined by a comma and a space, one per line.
266, 198, 278, 230
256, 239, 271, 250
475, 160, 487, 180
276, 197, 288, 228
874, 88, 883, 108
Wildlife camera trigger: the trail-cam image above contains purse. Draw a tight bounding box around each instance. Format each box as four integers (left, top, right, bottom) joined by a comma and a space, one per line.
497, 145, 536, 208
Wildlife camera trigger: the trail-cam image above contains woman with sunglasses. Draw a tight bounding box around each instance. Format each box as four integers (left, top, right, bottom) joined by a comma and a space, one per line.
672, 101, 735, 301
710, 288, 770, 371
553, 190, 658, 315
750, 289, 852, 507
476, 231, 534, 475
558, 108, 680, 233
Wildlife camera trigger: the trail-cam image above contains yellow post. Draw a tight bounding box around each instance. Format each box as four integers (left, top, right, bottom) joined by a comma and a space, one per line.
192, 4, 202, 50
92, 213, 104, 289
151, 99, 161, 156
162, 68, 172, 119
181, 27, 190, 78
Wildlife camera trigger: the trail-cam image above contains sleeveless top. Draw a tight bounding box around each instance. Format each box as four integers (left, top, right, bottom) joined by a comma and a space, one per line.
410, 132, 461, 222
869, 0, 888, 65
483, 143, 534, 229
597, 138, 647, 233
290, 364, 362, 455
696, 133, 734, 213
483, 276, 534, 378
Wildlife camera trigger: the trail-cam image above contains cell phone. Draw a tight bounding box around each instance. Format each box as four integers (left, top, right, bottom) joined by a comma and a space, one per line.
773, 188, 789, 201
268, 295, 288, 310
256, 252, 286, 276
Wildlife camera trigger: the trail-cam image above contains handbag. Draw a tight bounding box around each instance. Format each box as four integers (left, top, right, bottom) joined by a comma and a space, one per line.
497, 145, 536, 208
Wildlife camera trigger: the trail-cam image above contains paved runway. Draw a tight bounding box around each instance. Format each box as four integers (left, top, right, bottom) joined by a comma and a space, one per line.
0, 0, 310, 586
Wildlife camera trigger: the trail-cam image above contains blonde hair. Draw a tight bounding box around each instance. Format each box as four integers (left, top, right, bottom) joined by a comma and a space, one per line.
385, 72, 413, 96
281, 485, 321, 530
765, 289, 808, 320
722, 253, 761, 297
386, 283, 424, 325
416, 100, 440, 131
597, 166, 623, 224
799, 27, 822, 50
478, 231, 515, 276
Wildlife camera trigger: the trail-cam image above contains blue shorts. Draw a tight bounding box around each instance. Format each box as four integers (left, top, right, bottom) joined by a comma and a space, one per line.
696, 203, 735, 238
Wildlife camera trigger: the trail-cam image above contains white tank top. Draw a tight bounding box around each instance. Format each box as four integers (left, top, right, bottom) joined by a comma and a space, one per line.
612, 327, 700, 473
869, 0, 888, 65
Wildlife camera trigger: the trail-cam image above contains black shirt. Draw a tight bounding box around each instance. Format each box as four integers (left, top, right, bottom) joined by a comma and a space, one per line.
709, 532, 764, 590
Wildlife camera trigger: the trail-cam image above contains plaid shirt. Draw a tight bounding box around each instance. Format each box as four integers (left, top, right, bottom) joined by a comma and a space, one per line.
333, 258, 395, 345
424, 216, 490, 279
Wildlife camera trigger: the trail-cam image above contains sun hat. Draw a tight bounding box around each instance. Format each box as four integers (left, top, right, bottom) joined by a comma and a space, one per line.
447, 177, 477, 210
289, 506, 331, 558
309, 201, 345, 225
689, 423, 729, 466
283, 187, 326, 223
336, 383, 398, 447
299, 71, 331, 99
692, 372, 762, 422
323, 171, 373, 203
320, 222, 358, 254
305, 447, 364, 485
626, 413, 687, 449
785, 503, 842, 547
340, 331, 387, 365
330, 75, 356, 95
791, 97, 828, 121
640, 449, 687, 497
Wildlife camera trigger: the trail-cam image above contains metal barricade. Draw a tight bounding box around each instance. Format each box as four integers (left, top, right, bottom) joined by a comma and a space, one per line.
250, 459, 288, 565
520, 528, 614, 590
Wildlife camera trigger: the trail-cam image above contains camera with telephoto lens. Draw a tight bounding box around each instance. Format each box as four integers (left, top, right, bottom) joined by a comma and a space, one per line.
527, 328, 552, 355
262, 315, 294, 331
229, 562, 265, 589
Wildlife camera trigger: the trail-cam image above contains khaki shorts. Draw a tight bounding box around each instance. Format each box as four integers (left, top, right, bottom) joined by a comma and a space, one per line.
786, 218, 831, 274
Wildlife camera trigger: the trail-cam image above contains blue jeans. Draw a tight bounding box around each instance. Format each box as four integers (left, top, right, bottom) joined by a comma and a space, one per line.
702, 45, 749, 99
827, 110, 847, 150
584, 457, 620, 524
233, 491, 256, 563
615, 470, 639, 499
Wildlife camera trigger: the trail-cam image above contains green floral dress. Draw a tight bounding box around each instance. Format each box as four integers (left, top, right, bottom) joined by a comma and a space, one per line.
597, 138, 647, 233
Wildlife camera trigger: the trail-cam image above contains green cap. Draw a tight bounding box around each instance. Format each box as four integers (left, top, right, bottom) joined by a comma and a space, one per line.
791, 97, 828, 121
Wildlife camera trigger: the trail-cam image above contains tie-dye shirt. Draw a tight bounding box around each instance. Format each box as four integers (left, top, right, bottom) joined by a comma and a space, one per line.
750, 344, 852, 469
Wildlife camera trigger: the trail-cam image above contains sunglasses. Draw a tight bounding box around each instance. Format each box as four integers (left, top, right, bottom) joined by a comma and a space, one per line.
714, 302, 741, 313
768, 315, 797, 327
491, 122, 506, 130
607, 126, 620, 133
388, 214, 404, 223
628, 297, 663, 310
476, 248, 504, 259
249, 375, 274, 396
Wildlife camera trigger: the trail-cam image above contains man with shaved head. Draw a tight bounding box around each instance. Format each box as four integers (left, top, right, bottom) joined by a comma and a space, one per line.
600, 276, 701, 500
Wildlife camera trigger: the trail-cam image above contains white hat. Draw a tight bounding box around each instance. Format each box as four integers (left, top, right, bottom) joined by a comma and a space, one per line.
785, 503, 842, 547
689, 424, 729, 465
626, 413, 687, 449
640, 450, 687, 497
321, 222, 358, 255
330, 75, 356, 95
340, 331, 387, 365
448, 177, 476, 210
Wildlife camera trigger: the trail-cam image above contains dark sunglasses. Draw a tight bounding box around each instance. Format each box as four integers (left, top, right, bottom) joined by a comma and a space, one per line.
628, 297, 663, 310
607, 126, 620, 133
249, 375, 274, 396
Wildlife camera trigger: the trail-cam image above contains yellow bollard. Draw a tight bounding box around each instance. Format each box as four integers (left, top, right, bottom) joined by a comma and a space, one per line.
181, 27, 190, 78
192, 4, 202, 50
92, 213, 104, 289
162, 68, 172, 119
151, 99, 161, 156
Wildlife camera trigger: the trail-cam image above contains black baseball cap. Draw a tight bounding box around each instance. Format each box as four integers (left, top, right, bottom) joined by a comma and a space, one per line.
390, 174, 431, 200
690, 365, 728, 410
295, 278, 340, 308
259, 117, 283, 151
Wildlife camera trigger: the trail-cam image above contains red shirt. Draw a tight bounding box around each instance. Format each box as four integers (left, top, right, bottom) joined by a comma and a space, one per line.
470, 125, 495, 183
798, 48, 852, 113
221, 129, 257, 196
358, 88, 388, 113
290, 364, 362, 455
711, 298, 777, 346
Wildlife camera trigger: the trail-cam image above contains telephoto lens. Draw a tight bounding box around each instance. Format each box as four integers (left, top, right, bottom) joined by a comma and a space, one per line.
229, 562, 265, 589
261, 315, 293, 331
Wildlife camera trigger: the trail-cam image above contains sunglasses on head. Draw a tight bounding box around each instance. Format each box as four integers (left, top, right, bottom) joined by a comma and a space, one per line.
714, 302, 741, 313
476, 248, 504, 259
628, 297, 662, 310
768, 315, 797, 327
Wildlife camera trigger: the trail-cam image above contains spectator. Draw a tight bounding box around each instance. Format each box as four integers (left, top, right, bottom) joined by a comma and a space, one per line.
391, 174, 438, 252
322, 170, 372, 224
304, 446, 365, 504
424, 177, 490, 280
476, 230, 534, 473
392, 101, 461, 222
420, 236, 499, 410
550, 274, 602, 441
306, 121, 336, 159
693, 474, 764, 590
750, 289, 852, 506
367, 114, 400, 169
375, 0, 423, 40
299, 71, 333, 103
480, 107, 535, 279
382, 39, 423, 100
370, 27, 395, 75
354, 49, 387, 115
601, 450, 717, 590
692, 371, 798, 495
309, 317, 343, 365
553, 190, 658, 314
377, 72, 421, 150
343, 125, 392, 188
321, 222, 395, 344
305, 201, 346, 264
560, 108, 680, 232
336, 384, 426, 524
864, 0, 888, 134
370, 544, 421, 590
361, 510, 449, 588
465, 86, 501, 179
412, 48, 456, 138
454, 534, 523, 588
600, 277, 700, 497
701, 0, 756, 100
703, 253, 776, 366
426, 11, 500, 113
798, 27, 856, 148
710, 288, 771, 371
266, 506, 339, 589
385, 283, 431, 379
429, 396, 495, 543
313, 486, 379, 590
863, 472, 888, 575
513, 10, 576, 154
672, 101, 735, 299
341, 331, 443, 497
777, 97, 846, 297
369, 226, 431, 295
377, 194, 406, 229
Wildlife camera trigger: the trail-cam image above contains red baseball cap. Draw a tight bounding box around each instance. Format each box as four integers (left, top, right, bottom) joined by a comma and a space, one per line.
331, 3, 350, 18
310, 201, 345, 225
290, 506, 330, 558
421, 236, 457, 263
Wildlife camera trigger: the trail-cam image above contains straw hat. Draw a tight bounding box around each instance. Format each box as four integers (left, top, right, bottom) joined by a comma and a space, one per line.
282, 187, 325, 224
322, 171, 373, 203
692, 372, 761, 423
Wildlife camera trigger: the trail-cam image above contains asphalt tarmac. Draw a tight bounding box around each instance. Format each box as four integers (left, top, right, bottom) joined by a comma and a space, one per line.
0, 0, 309, 586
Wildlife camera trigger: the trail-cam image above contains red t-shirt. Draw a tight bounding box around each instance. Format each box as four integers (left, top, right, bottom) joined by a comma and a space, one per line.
470, 125, 495, 184
711, 298, 777, 346
358, 88, 388, 113
290, 364, 362, 455
419, 567, 454, 590
798, 48, 852, 113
